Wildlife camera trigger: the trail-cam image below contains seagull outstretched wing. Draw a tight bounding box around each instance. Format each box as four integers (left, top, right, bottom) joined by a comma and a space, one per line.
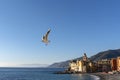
42, 29, 51, 45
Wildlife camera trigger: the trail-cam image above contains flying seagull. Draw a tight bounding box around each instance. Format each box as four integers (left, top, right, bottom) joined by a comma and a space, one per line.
42, 29, 51, 45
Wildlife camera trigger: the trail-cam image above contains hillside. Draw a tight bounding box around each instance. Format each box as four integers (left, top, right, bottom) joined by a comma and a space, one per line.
48, 61, 70, 68
90, 49, 120, 61
49, 57, 83, 68
49, 49, 120, 68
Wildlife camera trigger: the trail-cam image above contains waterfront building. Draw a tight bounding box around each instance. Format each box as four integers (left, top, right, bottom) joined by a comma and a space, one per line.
97, 59, 111, 72
69, 60, 84, 72
69, 53, 120, 73
88, 61, 97, 72
117, 57, 120, 71
69, 53, 96, 73
82, 53, 90, 72
76, 60, 83, 72
110, 58, 117, 71
69, 60, 78, 72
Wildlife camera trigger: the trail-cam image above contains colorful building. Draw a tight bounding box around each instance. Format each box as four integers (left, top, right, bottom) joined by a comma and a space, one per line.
117, 57, 120, 71
69, 53, 120, 73
110, 58, 117, 71
97, 59, 111, 72
69, 53, 96, 73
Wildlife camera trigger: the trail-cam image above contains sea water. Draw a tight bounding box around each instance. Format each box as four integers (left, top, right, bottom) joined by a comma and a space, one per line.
0, 68, 100, 80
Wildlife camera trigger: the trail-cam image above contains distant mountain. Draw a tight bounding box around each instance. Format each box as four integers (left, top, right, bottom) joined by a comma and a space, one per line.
90, 49, 120, 61
49, 61, 70, 68
49, 49, 120, 68
49, 57, 83, 68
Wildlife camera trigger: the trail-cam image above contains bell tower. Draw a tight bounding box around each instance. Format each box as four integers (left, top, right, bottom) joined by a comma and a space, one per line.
83, 53, 88, 61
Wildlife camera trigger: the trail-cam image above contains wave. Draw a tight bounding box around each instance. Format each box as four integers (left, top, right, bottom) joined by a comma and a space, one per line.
90, 75, 100, 80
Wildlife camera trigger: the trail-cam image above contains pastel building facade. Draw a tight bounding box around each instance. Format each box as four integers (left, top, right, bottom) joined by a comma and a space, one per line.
110, 58, 117, 71
97, 59, 111, 72
69, 60, 83, 72
117, 57, 120, 71
69, 53, 96, 73
69, 53, 120, 73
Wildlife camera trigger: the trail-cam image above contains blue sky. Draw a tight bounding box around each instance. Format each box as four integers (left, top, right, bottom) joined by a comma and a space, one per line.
0, 0, 120, 67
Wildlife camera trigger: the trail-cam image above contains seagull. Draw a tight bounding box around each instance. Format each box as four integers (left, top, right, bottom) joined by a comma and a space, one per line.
42, 29, 51, 45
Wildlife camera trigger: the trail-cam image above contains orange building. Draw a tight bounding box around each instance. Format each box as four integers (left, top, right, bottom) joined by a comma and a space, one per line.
111, 58, 117, 71
117, 57, 120, 71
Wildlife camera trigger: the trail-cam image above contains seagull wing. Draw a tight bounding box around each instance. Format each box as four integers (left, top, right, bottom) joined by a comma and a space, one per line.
42, 29, 51, 43
45, 29, 51, 40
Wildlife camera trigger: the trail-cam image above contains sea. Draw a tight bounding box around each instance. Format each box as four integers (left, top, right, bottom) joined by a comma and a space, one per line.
0, 68, 100, 80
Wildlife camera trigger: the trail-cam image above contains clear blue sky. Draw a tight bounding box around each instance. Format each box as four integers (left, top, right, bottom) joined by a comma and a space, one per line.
0, 0, 120, 67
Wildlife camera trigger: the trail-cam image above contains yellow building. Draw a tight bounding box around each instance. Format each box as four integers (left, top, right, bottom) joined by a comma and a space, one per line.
117, 57, 120, 71
69, 60, 78, 71
69, 53, 96, 73
69, 60, 83, 72
76, 60, 83, 72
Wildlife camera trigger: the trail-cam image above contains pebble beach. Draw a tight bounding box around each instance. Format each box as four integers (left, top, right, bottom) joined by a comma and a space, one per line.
92, 72, 120, 80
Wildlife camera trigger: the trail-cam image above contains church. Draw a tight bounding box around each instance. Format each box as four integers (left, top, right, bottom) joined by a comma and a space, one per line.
69, 53, 96, 73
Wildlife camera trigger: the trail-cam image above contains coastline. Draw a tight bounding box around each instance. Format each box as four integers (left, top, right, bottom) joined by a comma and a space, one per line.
91, 72, 120, 80
89, 74, 100, 80
54, 71, 120, 80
